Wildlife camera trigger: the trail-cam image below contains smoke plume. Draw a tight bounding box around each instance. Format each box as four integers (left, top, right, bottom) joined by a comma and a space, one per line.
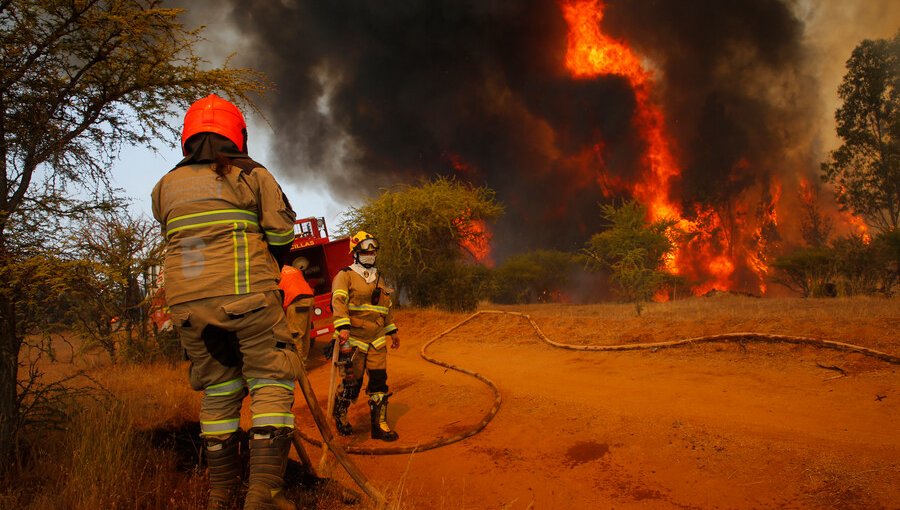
170, 0, 898, 276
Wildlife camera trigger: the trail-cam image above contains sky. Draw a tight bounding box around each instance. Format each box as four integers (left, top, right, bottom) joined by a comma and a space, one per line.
111, 127, 347, 231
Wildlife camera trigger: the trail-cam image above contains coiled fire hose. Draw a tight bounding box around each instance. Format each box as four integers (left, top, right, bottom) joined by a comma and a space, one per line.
297, 310, 900, 460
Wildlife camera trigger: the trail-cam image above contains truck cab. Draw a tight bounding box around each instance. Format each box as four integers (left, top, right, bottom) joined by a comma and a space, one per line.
286, 217, 352, 346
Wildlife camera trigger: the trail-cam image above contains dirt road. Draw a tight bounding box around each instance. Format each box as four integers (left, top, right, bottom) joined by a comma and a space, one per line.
295, 303, 900, 509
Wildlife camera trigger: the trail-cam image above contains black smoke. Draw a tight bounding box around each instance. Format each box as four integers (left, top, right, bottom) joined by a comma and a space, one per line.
172, 0, 820, 261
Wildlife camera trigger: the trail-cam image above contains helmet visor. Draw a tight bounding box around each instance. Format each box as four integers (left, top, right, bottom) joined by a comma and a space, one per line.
357, 238, 379, 252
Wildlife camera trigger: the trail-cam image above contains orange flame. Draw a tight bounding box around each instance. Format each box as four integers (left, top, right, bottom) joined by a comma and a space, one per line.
446, 152, 476, 178
562, 0, 681, 224
455, 217, 494, 267
844, 212, 871, 243
560, 0, 786, 296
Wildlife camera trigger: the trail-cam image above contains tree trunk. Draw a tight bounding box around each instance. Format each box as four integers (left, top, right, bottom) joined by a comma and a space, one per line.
0, 266, 21, 468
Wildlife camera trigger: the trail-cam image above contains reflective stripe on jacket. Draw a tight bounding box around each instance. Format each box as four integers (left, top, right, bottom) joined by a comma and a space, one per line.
151, 161, 296, 305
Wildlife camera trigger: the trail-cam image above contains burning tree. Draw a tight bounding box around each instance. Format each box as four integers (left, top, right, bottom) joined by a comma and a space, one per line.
339, 177, 503, 311
822, 32, 900, 234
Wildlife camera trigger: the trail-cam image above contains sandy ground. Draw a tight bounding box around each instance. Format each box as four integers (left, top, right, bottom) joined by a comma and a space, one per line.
294, 300, 900, 509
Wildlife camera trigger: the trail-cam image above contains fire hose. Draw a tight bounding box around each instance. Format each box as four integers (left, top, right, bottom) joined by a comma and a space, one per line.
295, 314, 503, 455
296, 310, 900, 460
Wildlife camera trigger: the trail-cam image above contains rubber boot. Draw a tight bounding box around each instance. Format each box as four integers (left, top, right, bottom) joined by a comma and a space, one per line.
204, 433, 242, 510
332, 394, 354, 436
369, 392, 399, 442
243, 428, 295, 510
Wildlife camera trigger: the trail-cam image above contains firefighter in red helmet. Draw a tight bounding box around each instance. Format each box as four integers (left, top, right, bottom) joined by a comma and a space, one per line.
330, 231, 401, 441
278, 264, 315, 360
151, 94, 300, 510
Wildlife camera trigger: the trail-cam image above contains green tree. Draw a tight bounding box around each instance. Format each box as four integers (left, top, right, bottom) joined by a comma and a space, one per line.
831, 234, 882, 296
0, 0, 267, 466
583, 200, 681, 315
339, 176, 503, 310
771, 247, 836, 297
799, 188, 833, 248
821, 33, 899, 233
874, 229, 900, 294
490, 250, 581, 304
67, 210, 163, 363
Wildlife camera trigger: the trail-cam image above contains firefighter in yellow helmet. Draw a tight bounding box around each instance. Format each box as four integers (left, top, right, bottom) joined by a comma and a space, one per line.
331, 231, 401, 441
151, 94, 301, 510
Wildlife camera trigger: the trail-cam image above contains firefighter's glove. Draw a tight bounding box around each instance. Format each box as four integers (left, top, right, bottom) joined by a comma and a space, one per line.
338, 329, 351, 353
323, 338, 335, 360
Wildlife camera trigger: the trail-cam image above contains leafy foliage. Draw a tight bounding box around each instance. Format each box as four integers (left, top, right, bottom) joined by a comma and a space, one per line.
799, 189, 833, 248
583, 200, 681, 315
490, 250, 582, 304
339, 176, 503, 310
771, 231, 900, 297
821, 32, 900, 233
876, 228, 900, 293
65, 211, 165, 363
771, 247, 836, 297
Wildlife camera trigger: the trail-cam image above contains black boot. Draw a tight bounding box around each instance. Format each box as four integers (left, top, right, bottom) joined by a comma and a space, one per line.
204, 433, 242, 510
369, 392, 399, 442
244, 427, 295, 510
332, 394, 354, 436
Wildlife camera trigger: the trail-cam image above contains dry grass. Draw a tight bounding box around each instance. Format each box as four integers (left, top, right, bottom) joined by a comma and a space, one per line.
0, 351, 208, 510
1, 358, 357, 510
484, 295, 900, 352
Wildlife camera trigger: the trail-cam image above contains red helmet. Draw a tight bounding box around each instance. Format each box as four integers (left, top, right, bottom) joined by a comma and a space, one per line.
181, 94, 246, 154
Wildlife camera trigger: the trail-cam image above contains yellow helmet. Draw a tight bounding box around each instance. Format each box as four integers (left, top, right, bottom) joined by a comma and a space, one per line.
349, 231, 379, 254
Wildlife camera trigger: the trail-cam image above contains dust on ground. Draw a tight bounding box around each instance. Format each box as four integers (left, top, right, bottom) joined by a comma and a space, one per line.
296, 296, 900, 509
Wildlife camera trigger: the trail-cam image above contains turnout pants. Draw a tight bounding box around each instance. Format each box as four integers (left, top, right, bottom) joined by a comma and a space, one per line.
170, 291, 303, 437
284, 295, 314, 360
337, 342, 389, 398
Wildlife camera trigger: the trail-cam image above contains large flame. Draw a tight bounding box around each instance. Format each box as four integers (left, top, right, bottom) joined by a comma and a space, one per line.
561, 0, 776, 295
561, 0, 681, 223
447, 153, 495, 266
457, 218, 494, 267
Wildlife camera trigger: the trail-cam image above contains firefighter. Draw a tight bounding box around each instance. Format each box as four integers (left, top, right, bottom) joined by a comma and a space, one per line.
152, 94, 300, 510
331, 231, 401, 441
279, 264, 314, 360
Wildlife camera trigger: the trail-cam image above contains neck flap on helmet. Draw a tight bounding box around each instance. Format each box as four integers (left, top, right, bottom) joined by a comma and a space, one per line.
176, 132, 248, 169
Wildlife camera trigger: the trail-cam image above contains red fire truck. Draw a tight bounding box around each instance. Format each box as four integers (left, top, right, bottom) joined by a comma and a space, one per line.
285, 217, 353, 346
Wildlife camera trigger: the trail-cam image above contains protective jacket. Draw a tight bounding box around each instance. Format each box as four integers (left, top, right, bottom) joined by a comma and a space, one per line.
331, 268, 398, 353
151, 156, 296, 305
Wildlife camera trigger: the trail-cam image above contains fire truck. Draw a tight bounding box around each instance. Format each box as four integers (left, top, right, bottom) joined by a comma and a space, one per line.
285, 216, 353, 349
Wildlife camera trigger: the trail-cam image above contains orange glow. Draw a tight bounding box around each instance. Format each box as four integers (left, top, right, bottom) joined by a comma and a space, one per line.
562, 0, 682, 225
708, 256, 735, 281
804, 179, 870, 243
844, 212, 871, 243
456, 218, 494, 267
446, 152, 476, 178
562, 0, 758, 295
652, 288, 671, 302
